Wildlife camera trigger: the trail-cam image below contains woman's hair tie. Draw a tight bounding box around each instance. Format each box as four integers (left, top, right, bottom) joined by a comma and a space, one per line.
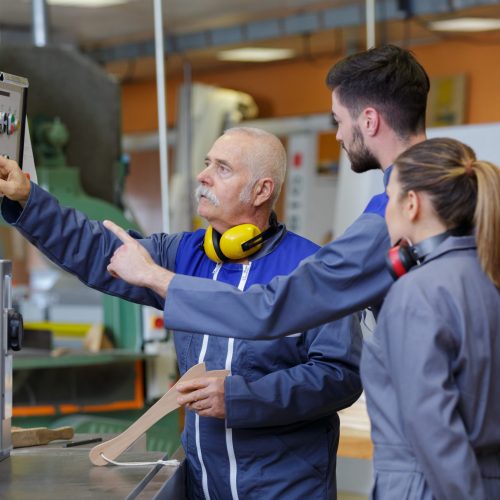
464, 159, 475, 176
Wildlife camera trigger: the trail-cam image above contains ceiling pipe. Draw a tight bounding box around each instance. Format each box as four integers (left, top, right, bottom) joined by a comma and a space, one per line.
366, 0, 376, 48
32, 0, 49, 47
87, 0, 480, 64
153, 0, 170, 234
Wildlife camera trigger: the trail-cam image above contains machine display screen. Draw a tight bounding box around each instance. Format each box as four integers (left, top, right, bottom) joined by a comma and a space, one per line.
0, 72, 28, 167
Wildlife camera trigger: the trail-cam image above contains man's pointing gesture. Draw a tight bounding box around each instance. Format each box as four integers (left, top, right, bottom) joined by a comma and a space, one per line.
103, 219, 173, 298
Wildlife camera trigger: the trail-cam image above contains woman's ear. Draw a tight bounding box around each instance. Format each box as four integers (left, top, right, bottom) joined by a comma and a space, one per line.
405, 190, 420, 222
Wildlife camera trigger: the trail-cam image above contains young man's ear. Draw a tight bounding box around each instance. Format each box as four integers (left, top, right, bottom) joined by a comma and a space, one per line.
362, 107, 380, 137
253, 178, 274, 207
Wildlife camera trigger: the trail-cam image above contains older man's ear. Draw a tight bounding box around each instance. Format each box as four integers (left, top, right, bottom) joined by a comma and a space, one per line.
253, 178, 274, 207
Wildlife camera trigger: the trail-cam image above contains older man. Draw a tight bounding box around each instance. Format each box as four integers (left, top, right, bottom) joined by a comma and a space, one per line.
0, 127, 362, 499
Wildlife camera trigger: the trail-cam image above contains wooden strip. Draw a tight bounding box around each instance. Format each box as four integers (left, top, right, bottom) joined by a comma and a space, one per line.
89, 363, 229, 466
12, 426, 74, 448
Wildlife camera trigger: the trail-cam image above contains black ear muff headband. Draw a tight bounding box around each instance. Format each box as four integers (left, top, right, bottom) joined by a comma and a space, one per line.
386, 231, 451, 280
241, 212, 279, 251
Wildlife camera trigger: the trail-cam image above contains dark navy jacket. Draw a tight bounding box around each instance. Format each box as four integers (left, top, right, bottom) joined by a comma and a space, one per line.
2, 184, 363, 500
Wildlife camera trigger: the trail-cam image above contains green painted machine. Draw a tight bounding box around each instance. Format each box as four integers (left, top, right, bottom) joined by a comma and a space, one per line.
31, 115, 143, 352
0, 46, 145, 353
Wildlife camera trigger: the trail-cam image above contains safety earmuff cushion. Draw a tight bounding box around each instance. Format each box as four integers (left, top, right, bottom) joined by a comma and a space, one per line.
219, 224, 262, 260
386, 232, 451, 280
203, 226, 225, 263
386, 244, 415, 279
203, 224, 262, 263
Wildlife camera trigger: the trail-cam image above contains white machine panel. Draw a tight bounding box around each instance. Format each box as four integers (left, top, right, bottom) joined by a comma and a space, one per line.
0, 72, 28, 164
0, 71, 36, 182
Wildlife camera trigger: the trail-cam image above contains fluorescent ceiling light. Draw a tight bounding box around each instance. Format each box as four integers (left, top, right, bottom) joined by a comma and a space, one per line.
217, 48, 295, 62
47, 0, 130, 6
429, 17, 500, 32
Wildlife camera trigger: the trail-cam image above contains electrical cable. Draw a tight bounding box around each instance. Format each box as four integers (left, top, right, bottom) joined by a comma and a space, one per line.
100, 453, 180, 468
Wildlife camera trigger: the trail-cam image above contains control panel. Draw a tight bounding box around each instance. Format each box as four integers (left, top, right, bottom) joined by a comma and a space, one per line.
0, 72, 28, 166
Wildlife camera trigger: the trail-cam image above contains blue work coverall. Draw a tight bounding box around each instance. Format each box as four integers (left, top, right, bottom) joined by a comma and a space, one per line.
363, 236, 500, 500
2, 184, 363, 499
162, 169, 394, 339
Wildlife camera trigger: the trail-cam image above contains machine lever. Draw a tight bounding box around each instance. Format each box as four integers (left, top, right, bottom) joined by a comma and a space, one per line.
8, 309, 23, 351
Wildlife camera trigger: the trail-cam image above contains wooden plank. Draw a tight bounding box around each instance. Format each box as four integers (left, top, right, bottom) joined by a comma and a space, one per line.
89, 363, 229, 466
12, 426, 74, 448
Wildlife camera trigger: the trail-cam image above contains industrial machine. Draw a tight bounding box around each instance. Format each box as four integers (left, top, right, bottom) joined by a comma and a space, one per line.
0, 260, 12, 462
0, 48, 143, 354
0, 261, 23, 462
0, 56, 182, 469
0, 71, 26, 461
0, 52, 154, 425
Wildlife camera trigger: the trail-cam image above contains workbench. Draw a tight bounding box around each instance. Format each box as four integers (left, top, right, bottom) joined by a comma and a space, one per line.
0, 434, 182, 500
2, 397, 373, 500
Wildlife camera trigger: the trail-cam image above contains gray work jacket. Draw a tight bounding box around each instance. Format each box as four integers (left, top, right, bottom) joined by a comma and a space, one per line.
363, 236, 500, 500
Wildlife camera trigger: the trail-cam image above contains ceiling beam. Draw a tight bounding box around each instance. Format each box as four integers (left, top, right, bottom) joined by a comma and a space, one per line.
86, 0, 468, 64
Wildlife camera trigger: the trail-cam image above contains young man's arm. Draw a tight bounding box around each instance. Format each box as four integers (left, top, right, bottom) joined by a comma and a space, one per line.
164, 212, 393, 339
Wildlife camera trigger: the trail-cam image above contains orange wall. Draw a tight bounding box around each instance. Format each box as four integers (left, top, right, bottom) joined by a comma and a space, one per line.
121, 39, 500, 133
413, 41, 500, 124
121, 56, 333, 132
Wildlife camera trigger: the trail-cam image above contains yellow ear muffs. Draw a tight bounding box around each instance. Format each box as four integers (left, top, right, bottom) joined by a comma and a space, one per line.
203, 224, 263, 263
203, 225, 223, 263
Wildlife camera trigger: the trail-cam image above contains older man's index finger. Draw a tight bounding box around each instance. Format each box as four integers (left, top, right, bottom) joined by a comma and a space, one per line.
103, 219, 135, 244
0, 155, 15, 174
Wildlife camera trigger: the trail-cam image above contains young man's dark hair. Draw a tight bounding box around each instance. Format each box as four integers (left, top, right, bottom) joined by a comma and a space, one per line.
326, 44, 430, 139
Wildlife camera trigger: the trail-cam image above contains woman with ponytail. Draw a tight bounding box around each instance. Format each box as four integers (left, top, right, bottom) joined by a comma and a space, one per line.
362, 137, 500, 500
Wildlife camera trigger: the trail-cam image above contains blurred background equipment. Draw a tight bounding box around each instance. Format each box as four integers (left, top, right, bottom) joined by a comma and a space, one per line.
1, 261, 24, 462
0, 51, 175, 452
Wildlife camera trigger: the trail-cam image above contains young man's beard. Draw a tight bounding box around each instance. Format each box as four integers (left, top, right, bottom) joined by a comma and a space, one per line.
347, 126, 382, 173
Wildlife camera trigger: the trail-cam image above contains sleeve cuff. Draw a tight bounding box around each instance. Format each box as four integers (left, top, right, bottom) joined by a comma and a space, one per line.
1, 181, 35, 225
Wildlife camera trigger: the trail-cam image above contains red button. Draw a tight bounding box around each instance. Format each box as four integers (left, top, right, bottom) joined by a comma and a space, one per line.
153, 317, 164, 329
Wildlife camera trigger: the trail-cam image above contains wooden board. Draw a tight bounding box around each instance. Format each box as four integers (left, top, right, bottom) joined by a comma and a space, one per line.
12, 426, 74, 448
89, 362, 229, 466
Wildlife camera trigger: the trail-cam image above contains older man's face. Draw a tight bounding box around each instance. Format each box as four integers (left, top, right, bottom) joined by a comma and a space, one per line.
196, 133, 255, 233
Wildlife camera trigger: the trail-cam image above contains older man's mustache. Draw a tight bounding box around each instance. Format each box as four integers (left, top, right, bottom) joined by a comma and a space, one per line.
195, 185, 220, 207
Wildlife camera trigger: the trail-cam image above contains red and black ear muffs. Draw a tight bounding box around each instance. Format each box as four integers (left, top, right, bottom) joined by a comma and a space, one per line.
386, 231, 451, 280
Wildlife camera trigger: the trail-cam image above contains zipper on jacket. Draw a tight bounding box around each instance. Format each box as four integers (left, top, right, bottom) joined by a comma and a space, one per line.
225, 262, 251, 500
195, 263, 222, 499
